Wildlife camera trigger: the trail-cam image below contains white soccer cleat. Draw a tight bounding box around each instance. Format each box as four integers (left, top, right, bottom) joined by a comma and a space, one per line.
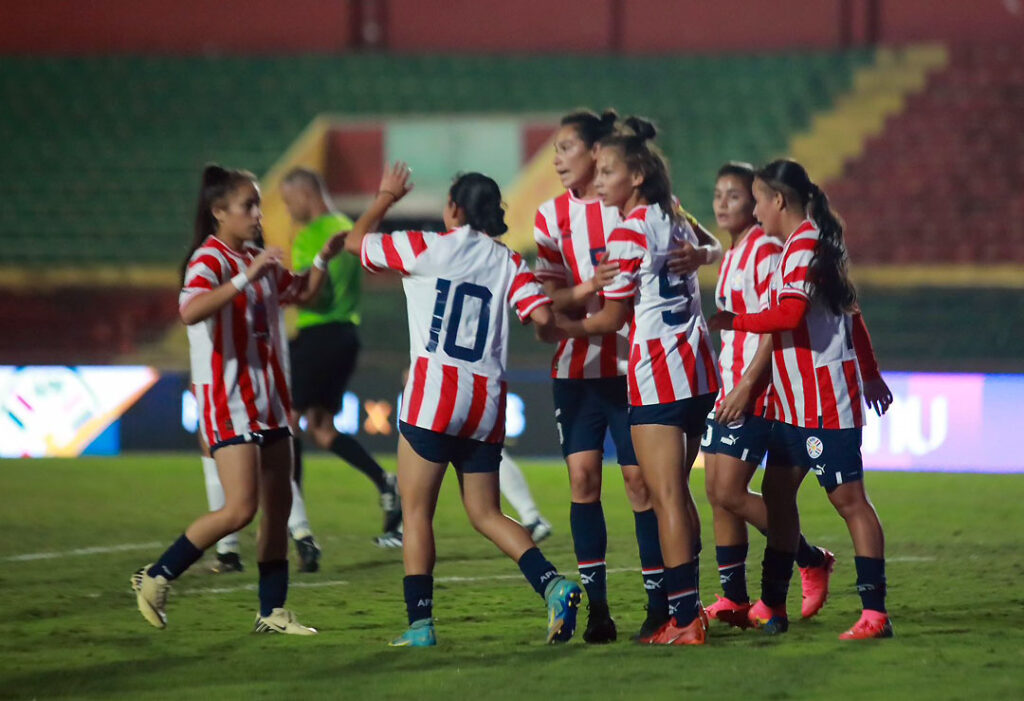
526, 517, 553, 544
253, 608, 318, 635
130, 564, 170, 629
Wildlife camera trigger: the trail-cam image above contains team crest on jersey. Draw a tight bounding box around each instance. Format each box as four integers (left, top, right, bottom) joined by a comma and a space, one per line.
730, 271, 744, 291
805, 436, 824, 459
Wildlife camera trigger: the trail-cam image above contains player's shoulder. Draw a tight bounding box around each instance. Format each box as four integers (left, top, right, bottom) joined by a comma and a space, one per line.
189, 237, 231, 265
750, 226, 784, 252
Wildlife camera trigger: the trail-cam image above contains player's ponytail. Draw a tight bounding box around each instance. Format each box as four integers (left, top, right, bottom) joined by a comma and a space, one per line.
561, 108, 619, 148
450, 172, 508, 238
181, 164, 256, 284
756, 159, 857, 314
599, 115, 680, 224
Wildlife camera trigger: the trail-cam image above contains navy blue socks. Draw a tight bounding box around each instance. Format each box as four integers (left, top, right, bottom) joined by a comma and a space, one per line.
664, 560, 700, 626
518, 547, 560, 598
633, 509, 667, 614
148, 534, 203, 580
854, 556, 887, 612
715, 543, 749, 603
761, 546, 796, 608
403, 574, 434, 624
570, 501, 608, 603
257, 559, 289, 617
795, 535, 825, 568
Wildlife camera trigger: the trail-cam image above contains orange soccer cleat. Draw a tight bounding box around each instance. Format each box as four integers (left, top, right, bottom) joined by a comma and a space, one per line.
647, 616, 707, 645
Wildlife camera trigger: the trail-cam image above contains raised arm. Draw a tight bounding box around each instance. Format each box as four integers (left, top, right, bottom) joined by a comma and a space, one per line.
343, 161, 414, 258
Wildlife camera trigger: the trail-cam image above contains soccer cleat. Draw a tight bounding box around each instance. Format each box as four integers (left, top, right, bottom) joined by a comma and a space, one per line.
525, 517, 552, 544
253, 608, 318, 635
839, 610, 894, 640
373, 530, 403, 549
747, 599, 789, 635
210, 551, 244, 574
799, 548, 835, 618
544, 577, 582, 644
294, 535, 322, 573
647, 616, 707, 645
633, 606, 671, 643
582, 600, 617, 644
380, 473, 402, 533
705, 594, 752, 629
130, 564, 170, 629
388, 618, 437, 647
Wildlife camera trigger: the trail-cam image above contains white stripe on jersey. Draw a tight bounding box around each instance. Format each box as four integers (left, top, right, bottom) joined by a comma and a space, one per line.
534, 191, 629, 379
713, 225, 783, 411
180, 236, 295, 444
766, 220, 864, 429
603, 204, 720, 406
362, 225, 550, 442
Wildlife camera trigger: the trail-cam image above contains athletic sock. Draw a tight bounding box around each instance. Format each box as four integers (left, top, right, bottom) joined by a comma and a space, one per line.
201, 457, 239, 555
292, 437, 304, 489
760, 546, 796, 608
570, 501, 608, 602
257, 559, 289, 617
854, 556, 887, 613
329, 434, 388, 493
715, 543, 750, 603
633, 509, 667, 614
795, 535, 825, 568
288, 477, 312, 540
149, 534, 203, 580
665, 560, 700, 627
517, 547, 560, 598
498, 451, 540, 524
403, 574, 434, 624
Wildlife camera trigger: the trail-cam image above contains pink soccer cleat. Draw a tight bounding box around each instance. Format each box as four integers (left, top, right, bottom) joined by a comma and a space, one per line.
705, 594, 752, 629
747, 599, 789, 635
839, 610, 894, 640
799, 548, 835, 619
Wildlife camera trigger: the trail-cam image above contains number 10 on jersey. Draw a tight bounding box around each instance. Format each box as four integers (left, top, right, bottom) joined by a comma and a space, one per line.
426, 278, 493, 362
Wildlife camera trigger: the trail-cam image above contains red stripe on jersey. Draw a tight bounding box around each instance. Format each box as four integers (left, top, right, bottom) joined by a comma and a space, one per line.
556, 196, 583, 284
511, 251, 523, 267
551, 338, 568, 375
360, 237, 386, 273
431, 365, 460, 432
201, 384, 216, 447
382, 236, 408, 275
508, 272, 535, 301
457, 373, 490, 438
676, 333, 698, 398
648, 338, 676, 403
625, 207, 649, 222
534, 209, 552, 239
515, 294, 549, 319
537, 244, 562, 264
231, 294, 262, 432
600, 330, 618, 377
485, 381, 507, 443
842, 359, 864, 426
407, 231, 428, 257
188, 277, 215, 291
698, 327, 718, 394
608, 228, 647, 249
773, 336, 799, 425
791, 323, 818, 427
190, 253, 224, 280
251, 279, 276, 426
210, 315, 231, 441
568, 332, 589, 376
628, 343, 642, 404
585, 201, 605, 253
753, 239, 782, 297
615, 258, 642, 274
817, 366, 840, 429
407, 357, 429, 424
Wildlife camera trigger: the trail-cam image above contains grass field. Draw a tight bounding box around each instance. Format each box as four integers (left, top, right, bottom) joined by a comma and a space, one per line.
1, 455, 1022, 700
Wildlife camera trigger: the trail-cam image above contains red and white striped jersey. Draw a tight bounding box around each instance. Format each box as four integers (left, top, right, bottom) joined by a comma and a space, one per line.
713, 225, 783, 412
179, 236, 301, 446
534, 191, 629, 379
603, 204, 721, 407
361, 225, 551, 443
766, 220, 864, 429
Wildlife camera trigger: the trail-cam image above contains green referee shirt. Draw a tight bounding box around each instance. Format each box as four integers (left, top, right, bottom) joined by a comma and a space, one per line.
292, 212, 361, 328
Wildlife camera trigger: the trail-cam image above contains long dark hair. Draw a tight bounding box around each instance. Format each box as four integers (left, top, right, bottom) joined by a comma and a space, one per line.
598, 116, 680, 223
560, 108, 619, 148
756, 159, 856, 314
449, 172, 508, 237
181, 164, 256, 283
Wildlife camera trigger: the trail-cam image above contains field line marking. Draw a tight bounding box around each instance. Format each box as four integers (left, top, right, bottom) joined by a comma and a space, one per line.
2, 541, 164, 562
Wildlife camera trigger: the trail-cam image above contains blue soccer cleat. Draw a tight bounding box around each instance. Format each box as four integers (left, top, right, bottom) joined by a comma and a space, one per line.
544, 577, 583, 644
388, 618, 437, 647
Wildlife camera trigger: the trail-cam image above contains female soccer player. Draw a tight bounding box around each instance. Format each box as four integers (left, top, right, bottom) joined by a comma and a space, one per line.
701, 162, 890, 627
345, 162, 581, 647
535, 109, 718, 641
131, 164, 345, 634
710, 159, 894, 640
559, 118, 721, 645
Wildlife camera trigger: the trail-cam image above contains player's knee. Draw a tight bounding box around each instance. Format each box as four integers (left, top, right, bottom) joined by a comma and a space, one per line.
221, 502, 258, 531
828, 486, 870, 520
622, 471, 651, 509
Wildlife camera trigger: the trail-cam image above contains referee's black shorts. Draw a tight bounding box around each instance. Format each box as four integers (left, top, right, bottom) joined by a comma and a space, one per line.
289, 321, 360, 414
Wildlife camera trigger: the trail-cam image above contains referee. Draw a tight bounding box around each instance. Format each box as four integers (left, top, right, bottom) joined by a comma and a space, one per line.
282, 168, 402, 563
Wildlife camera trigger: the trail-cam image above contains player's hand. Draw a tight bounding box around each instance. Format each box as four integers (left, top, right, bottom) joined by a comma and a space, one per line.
321, 231, 348, 259
707, 311, 735, 332
715, 384, 752, 426
863, 375, 893, 416
667, 241, 707, 275
588, 253, 618, 292
246, 246, 283, 281
378, 161, 414, 203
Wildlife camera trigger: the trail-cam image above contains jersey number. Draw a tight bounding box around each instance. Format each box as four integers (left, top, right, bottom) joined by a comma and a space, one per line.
658, 264, 693, 325
426, 279, 492, 362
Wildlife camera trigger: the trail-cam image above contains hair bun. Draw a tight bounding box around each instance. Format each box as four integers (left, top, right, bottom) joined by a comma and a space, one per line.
201, 163, 229, 187
625, 116, 657, 141
599, 109, 619, 127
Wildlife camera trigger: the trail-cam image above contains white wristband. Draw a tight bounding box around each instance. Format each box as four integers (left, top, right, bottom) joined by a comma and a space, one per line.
231, 273, 249, 291
313, 253, 328, 270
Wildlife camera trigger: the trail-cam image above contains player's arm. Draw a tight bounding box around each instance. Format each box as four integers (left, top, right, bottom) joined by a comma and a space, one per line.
852, 310, 893, 416
541, 253, 619, 313
557, 298, 632, 338
180, 247, 282, 325
343, 162, 413, 258
528, 303, 567, 343
286, 232, 348, 305
667, 211, 723, 275
708, 296, 808, 333
716, 334, 773, 425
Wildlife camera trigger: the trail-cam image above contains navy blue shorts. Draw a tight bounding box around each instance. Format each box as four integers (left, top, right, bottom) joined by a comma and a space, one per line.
552, 377, 637, 466
766, 421, 864, 492
210, 426, 293, 455
701, 412, 771, 465
629, 392, 716, 437
399, 421, 503, 474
